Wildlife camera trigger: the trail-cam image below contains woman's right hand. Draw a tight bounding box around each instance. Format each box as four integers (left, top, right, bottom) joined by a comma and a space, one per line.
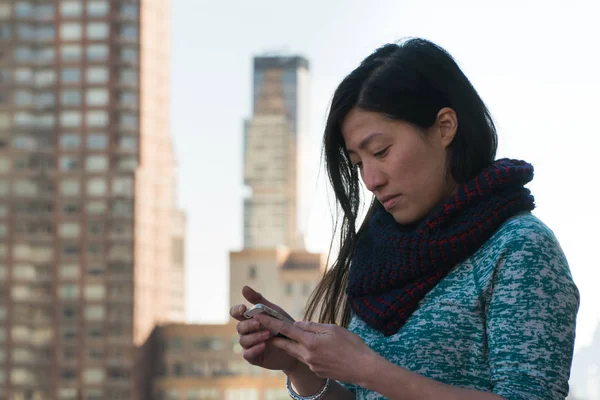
230, 285, 300, 372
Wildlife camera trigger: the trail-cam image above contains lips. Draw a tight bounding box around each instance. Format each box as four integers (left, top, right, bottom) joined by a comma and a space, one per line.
378, 195, 401, 210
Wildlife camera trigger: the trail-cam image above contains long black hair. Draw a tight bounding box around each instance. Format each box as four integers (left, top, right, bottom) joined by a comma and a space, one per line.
304, 38, 498, 327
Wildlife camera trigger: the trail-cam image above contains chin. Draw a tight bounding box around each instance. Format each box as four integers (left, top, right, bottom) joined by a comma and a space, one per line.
388, 208, 426, 226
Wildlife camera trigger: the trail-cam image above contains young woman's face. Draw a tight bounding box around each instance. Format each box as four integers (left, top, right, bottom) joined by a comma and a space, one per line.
342, 107, 458, 225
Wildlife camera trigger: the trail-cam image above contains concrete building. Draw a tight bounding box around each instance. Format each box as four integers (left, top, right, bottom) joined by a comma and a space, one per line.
243, 56, 310, 250
0, 1, 182, 399
140, 249, 324, 400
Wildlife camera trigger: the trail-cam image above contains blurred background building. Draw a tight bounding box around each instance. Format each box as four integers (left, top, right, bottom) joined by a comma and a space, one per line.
243, 56, 310, 250
0, 1, 185, 399
138, 54, 325, 399
140, 247, 323, 400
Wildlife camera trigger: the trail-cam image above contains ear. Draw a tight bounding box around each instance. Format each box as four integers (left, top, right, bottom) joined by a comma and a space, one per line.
436, 107, 458, 148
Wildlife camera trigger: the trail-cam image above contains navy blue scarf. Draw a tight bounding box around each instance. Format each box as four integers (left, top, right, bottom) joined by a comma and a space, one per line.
346, 159, 535, 336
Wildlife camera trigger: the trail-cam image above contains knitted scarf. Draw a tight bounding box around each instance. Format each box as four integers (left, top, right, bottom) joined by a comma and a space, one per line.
346, 158, 535, 336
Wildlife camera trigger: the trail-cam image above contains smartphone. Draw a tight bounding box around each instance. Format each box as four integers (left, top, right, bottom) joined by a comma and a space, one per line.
244, 303, 294, 338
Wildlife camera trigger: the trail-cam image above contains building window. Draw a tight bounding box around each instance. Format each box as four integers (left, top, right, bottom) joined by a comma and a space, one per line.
86, 111, 108, 127
59, 264, 80, 279
117, 156, 137, 171
118, 91, 138, 106
120, 4, 139, 19
37, 25, 55, 41
0, 4, 11, 18
60, 180, 80, 196
61, 45, 82, 61
36, 92, 55, 108
87, 201, 106, 214
60, 23, 82, 41
38, 47, 55, 63
60, 1, 83, 17
15, 91, 33, 106
85, 155, 108, 172
14, 47, 33, 62
119, 113, 137, 129
120, 48, 138, 64
85, 306, 105, 321
59, 284, 79, 300
87, 178, 107, 196
13, 180, 37, 196
87, 67, 109, 83
112, 177, 133, 196
62, 90, 82, 106
35, 70, 56, 86
59, 222, 80, 238
119, 69, 138, 85
85, 284, 105, 300
87, 1, 109, 17
60, 134, 81, 150
87, 22, 109, 40
86, 134, 108, 150
62, 203, 81, 215
117, 136, 137, 151
87, 44, 108, 61
59, 155, 80, 172
61, 111, 82, 128
119, 24, 138, 41
15, 2, 33, 18
62, 68, 81, 84
86, 89, 109, 106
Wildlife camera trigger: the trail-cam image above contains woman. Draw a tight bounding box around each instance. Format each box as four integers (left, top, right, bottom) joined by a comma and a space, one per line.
230, 38, 579, 399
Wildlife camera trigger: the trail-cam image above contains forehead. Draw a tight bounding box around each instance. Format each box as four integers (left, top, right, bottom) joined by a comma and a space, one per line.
341, 108, 393, 148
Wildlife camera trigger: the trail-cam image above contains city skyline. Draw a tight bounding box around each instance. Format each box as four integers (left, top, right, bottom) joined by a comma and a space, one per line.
0, 1, 184, 398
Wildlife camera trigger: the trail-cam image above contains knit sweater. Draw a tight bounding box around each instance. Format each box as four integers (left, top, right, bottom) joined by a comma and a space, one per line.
339, 213, 579, 399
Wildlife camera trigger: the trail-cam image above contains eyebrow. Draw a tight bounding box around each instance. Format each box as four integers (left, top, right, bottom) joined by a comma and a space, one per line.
346, 132, 384, 154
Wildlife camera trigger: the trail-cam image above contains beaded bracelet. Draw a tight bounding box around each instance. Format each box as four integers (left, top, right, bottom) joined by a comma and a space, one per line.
286, 376, 331, 400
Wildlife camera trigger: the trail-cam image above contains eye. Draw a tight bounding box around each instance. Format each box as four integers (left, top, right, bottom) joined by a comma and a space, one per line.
374, 146, 390, 158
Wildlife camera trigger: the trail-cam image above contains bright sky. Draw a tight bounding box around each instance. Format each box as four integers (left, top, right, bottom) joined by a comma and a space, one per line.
171, 0, 599, 354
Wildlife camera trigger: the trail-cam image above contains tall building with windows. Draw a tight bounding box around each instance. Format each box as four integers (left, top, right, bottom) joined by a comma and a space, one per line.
0, 1, 182, 399
243, 56, 310, 249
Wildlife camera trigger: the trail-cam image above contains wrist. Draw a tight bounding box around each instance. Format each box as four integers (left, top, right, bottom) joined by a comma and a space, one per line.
284, 362, 326, 396
358, 351, 387, 390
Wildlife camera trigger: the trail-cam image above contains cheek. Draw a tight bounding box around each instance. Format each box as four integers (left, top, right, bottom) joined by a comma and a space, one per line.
393, 146, 447, 201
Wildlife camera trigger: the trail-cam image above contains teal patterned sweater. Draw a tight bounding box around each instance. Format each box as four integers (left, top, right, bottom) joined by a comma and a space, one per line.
339, 213, 579, 399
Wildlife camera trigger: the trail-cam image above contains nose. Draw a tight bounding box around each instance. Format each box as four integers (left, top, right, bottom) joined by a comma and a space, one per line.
361, 162, 386, 193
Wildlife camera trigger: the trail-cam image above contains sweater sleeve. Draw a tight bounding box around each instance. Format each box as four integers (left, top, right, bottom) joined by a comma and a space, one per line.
486, 219, 579, 400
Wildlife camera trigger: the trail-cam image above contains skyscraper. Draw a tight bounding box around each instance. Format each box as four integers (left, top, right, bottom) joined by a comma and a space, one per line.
0, 1, 182, 399
243, 56, 310, 249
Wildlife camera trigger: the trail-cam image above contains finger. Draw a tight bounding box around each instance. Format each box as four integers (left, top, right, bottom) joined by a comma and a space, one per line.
254, 314, 307, 344
230, 304, 248, 322
237, 319, 265, 335
242, 286, 275, 307
242, 286, 295, 322
242, 342, 266, 363
294, 321, 331, 333
239, 330, 271, 349
270, 337, 304, 361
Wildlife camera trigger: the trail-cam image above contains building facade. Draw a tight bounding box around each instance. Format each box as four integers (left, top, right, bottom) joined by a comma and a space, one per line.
243, 56, 310, 250
0, 1, 181, 399
141, 248, 324, 400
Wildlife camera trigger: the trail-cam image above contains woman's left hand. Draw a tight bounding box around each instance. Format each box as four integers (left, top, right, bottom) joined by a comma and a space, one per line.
253, 314, 379, 384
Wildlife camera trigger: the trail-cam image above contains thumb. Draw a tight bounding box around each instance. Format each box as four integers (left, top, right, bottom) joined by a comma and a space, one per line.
242, 285, 274, 307
294, 321, 327, 333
